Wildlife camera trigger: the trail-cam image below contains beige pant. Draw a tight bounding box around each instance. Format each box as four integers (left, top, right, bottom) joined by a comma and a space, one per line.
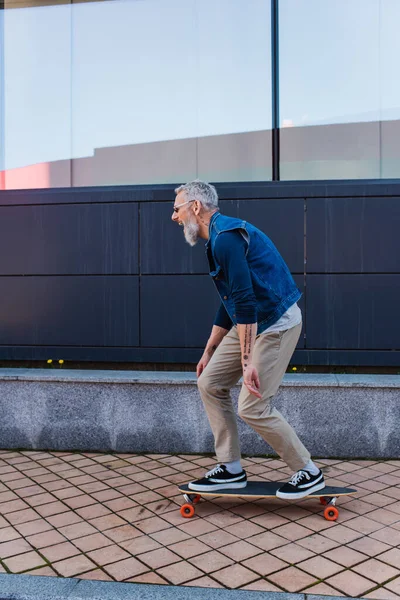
197, 323, 310, 472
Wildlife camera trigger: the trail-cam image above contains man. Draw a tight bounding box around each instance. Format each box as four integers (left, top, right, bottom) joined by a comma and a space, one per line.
171, 180, 325, 500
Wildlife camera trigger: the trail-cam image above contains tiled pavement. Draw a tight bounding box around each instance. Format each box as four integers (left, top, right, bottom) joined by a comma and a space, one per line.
0, 451, 400, 598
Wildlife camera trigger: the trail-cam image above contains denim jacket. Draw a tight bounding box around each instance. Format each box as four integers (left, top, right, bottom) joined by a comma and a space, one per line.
205, 212, 301, 334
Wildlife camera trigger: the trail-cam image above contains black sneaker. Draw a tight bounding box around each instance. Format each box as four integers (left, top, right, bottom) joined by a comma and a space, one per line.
276, 469, 325, 500
188, 464, 247, 492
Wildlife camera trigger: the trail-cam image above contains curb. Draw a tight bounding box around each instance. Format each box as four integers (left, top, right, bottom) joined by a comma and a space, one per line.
0, 574, 354, 600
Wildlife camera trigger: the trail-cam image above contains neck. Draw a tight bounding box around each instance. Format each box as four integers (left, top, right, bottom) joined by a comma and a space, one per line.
198, 209, 218, 240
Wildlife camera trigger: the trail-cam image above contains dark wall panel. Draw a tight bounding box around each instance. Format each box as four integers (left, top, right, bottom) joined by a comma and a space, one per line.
141, 275, 220, 347
0, 276, 139, 346
140, 203, 207, 274
221, 199, 304, 273
0, 203, 139, 275
307, 197, 400, 273
306, 274, 400, 349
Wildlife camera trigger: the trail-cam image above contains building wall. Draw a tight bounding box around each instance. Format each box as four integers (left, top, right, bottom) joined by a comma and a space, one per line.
0, 180, 399, 366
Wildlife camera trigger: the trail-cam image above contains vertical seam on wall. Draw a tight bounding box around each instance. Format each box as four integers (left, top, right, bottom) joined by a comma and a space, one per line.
138, 201, 141, 347
304, 197, 307, 349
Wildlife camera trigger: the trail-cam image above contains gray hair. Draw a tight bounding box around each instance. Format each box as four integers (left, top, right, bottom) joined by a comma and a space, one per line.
175, 179, 219, 211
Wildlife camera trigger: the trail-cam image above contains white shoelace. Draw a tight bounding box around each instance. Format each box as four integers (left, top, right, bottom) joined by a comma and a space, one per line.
289, 470, 310, 486
205, 465, 224, 478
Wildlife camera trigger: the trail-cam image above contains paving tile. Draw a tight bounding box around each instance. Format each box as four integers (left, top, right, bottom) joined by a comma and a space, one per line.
4, 550, 46, 573
87, 544, 130, 566
301, 582, 344, 596
348, 536, 392, 556
75, 569, 114, 581
363, 588, 400, 599
211, 563, 259, 589
138, 547, 181, 569
178, 519, 218, 537
326, 570, 376, 596
167, 538, 211, 559
76, 504, 112, 520
91, 489, 123, 502
0, 491, 19, 503
41, 541, 81, 562
134, 516, 172, 535
223, 521, 265, 540
0, 515, 10, 528
270, 542, 315, 564
0, 499, 30, 514
103, 524, 142, 544
386, 578, 400, 595
269, 522, 314, 542
157, 561, 204, 585
63, 495, 97, 509
26, 530, 66, 549
322, 524, 364, 544
150, 527, 190, 546
72, 532, 114, 553
0, 538, 33, 557
363, 493, 397, 508
127, 572, 169, 585
246, 531, 288, 552
35, 502, 70, 518
365, 508, 400, 526
370, 526, 400, 546
196, 530, 240, 549
352, 558, 399, 584
116, 507, 153, 523
59, 522, 98, 540
0, 526, 21, 543
324, 545, 368, 566
250, 513, 290, 529
120, 535, 162, 555
104, 498, 137, 512
53, 555, 97, 577
242, 553, 287, 576
13, 485, 44, 498
25, 566, 58, 577
25, 493, 58, 507
268, 566, 319, 592
241, 580, 282, 592
219, 540, 262, 562
188, 549, 234, 573
89, 514, 127, 531
14, 519, 53, 537
346, 515, 386, 534
298, 555, 344, 578
103, 557, 148, 581
47, 511, 83, 528
297, 533, 340, 553
201, 511, 244, 528
377, 548, 400, 569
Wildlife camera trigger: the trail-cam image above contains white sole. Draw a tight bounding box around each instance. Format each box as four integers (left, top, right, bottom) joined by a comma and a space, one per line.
276, 481, 326, 500
188, 481, 247, 492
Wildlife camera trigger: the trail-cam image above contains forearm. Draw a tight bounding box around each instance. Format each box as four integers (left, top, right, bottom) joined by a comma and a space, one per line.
237, 322, 257, 368
204, 325, 229, 357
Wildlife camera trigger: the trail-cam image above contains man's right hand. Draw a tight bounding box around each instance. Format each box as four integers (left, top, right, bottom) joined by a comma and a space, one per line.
196, 353, 211, 377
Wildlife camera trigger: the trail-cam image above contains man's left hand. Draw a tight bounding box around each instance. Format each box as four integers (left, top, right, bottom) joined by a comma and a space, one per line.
243, 364, 261, 398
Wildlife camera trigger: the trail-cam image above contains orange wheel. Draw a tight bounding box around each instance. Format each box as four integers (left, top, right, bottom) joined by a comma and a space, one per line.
180, 504, 195, 518
192, 495, 201, 505
320, 497, 328, 505
324, 506, 339, 521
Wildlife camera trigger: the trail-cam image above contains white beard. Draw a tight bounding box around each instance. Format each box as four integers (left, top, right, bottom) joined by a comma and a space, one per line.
183, 218, 200, 246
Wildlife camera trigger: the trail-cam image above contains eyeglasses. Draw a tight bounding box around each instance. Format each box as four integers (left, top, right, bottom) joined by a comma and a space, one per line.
173, 199, 195, 213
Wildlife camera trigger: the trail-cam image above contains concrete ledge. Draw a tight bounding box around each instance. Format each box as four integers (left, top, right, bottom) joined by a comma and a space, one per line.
0, 574, 351, 600
0, 369, 399, 458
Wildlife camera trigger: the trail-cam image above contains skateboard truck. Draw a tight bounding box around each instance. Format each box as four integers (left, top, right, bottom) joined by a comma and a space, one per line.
181, 493, 201, 518
319, 495, 339, 521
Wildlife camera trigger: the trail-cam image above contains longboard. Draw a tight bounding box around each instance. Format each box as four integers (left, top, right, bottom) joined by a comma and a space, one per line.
178, 481, 357, 521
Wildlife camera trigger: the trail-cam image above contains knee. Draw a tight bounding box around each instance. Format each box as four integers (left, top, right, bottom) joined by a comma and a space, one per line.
197, 374, 228, 399
238, 397, 272, 422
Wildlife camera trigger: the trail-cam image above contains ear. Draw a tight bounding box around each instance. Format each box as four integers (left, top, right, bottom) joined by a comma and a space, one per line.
193, 200, 201, 215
